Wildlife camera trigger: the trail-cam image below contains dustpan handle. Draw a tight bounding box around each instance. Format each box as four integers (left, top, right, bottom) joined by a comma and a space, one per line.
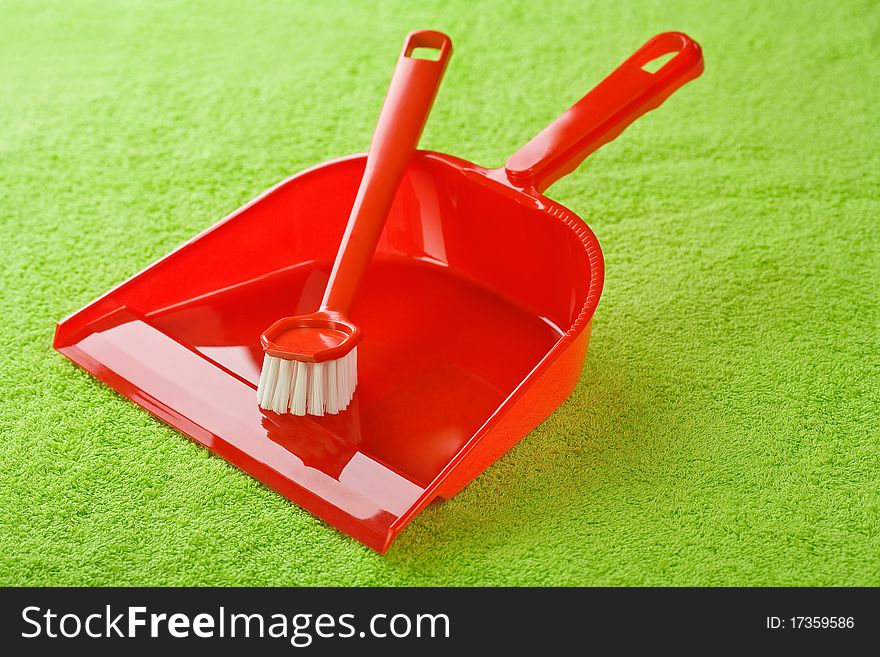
321, 30, 452, 313
504, 32, 703, 194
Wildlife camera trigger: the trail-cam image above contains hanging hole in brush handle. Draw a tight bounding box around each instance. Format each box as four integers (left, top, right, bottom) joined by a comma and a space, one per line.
504, 32, 704, 194
321, 30, 452, 314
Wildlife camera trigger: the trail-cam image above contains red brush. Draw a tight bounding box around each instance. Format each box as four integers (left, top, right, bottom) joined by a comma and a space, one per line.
257, 30, 452, 415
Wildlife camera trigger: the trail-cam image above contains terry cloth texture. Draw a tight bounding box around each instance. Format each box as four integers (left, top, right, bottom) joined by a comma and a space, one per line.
1, 0, 877, 585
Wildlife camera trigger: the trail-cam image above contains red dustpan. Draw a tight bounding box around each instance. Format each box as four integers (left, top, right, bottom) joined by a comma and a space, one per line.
54, 32, 703, 552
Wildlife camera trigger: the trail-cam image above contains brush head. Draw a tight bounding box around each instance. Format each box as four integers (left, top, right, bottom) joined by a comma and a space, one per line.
257, 311, 361, 416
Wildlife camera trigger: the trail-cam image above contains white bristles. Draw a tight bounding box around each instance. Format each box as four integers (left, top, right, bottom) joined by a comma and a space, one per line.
290, 361, 308, 416
325, 359, 338, 415
257, 347, 357, 416
307, 362, 324, 416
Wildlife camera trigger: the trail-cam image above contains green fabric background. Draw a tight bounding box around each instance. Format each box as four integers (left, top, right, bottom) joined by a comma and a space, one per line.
1, 0, 877, 586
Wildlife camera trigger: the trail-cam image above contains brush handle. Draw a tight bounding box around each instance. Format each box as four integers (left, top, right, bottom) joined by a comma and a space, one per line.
505, 32, 703, 194
321, 30, 452, 313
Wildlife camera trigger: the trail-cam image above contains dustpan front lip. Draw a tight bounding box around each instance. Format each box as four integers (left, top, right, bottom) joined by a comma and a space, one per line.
54, 335, 416, 555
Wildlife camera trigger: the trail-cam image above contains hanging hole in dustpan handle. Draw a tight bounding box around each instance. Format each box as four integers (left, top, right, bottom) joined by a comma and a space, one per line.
504, 32, 704, 194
